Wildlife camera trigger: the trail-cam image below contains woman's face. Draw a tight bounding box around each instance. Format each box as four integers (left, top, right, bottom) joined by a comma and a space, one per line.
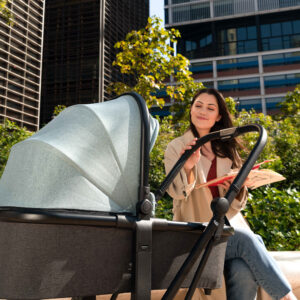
190, 93, 221, 134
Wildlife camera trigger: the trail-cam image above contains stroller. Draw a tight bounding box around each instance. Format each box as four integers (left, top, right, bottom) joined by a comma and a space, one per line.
0, 92, 267, 299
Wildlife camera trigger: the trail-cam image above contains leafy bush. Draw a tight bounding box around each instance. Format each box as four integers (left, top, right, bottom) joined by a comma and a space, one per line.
244, 187, 300, 251
150, 116, 189, 219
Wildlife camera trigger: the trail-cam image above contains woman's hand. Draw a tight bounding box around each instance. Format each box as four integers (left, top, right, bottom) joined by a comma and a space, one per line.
181, 138, 201, 174
218, 179, 247, 193
218, 179, 233, 193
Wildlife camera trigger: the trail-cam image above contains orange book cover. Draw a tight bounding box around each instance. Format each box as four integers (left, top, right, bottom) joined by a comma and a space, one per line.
195, 160, 285, 190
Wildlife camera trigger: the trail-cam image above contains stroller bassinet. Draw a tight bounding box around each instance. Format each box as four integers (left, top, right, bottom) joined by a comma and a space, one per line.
0, 92, 267, 299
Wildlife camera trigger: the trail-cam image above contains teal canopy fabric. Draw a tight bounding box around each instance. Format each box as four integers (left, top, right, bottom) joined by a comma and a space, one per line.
0, 94, 159, 215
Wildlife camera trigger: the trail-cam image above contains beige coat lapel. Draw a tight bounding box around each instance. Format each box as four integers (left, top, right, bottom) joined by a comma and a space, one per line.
198, 155, 211, 184
182, 130, 211, 185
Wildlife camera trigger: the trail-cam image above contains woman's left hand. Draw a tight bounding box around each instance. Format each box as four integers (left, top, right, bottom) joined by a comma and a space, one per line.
218, 179, 247, 193
218, 179, 233, 193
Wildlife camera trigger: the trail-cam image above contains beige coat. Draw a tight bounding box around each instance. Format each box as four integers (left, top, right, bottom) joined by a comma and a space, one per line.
164, 130, 248, 223
163, 130, 249, 300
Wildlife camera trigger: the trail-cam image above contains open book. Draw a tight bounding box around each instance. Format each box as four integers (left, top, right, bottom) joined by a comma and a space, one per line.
195, 160, 285, 190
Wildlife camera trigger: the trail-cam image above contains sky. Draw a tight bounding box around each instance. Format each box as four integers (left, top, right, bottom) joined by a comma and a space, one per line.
149, 0, 165, 24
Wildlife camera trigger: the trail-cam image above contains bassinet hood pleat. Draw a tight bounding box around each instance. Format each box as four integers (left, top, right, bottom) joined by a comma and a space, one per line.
0, 94, 159, 214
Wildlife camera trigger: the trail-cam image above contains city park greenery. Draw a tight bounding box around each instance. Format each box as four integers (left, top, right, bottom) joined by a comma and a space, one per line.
0, 17, 299, 250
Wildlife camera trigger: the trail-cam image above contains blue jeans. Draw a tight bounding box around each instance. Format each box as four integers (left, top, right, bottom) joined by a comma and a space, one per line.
224, 228, 291, 300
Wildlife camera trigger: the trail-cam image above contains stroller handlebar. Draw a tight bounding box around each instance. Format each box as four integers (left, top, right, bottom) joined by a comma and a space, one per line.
155, 124, 267, 205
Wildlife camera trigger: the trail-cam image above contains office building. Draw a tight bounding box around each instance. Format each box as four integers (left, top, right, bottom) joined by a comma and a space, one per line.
40, 0, 149, 125
165, 0, 300, 114
0, 0, 45, 131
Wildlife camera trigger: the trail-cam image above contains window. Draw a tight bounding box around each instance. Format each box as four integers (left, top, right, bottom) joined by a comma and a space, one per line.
172, 0, 190, 4
218, 77, 260, 91
190, 61, 213, 78
265, 97, 284, 113
217, 56, 258, 72
165, 9, 169, 24
238, 98, 262, 112
263, 51, 300, 67
261, 19, 300, 51
264, 73, 300, 87
218, 25, 257, 55
172, 2, 210, 23
177, 26, 213, 59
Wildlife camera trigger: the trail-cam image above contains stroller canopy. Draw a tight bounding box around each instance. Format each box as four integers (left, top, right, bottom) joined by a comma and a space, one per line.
0, 94, 159, 214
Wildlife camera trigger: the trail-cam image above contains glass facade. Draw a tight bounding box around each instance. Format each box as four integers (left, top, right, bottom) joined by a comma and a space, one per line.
265, 96, 285, 112
166, 0, 300, 25
263, 51, 300, 67
218, 24, 257, 56
172, 0, 190, 4
41, 0, 149, 125
218, 77, 260, 91
172, 2, 210, 23
0, 0, 44, 131
258, 0, 300, 11
217, 56, 258, 76
264, 73, 300, 87
261, 20, 300, 51
177, 24, 213, 59
237, 98, 262, 112
214, 0, 255, 17
164, 2, 300, 115
190, 61, 213, 79
177, 12, 300, 60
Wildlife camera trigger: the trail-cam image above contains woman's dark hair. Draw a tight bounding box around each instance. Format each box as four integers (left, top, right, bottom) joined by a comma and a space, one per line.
190, 88, 243, 168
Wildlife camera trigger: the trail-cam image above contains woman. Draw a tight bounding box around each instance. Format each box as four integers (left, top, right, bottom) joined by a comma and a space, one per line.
164, 88, 296, 300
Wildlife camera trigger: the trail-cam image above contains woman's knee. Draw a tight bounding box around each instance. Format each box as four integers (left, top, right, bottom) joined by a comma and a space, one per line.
232, 228, 265, 248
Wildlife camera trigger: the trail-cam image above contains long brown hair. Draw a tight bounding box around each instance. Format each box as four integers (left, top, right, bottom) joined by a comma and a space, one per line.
190, 88, 243, 168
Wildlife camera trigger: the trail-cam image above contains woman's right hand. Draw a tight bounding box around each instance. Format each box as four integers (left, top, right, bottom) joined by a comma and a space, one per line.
181, 138, 201, 174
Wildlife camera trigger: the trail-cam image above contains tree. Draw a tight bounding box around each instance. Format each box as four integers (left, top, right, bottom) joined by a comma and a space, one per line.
53, 105, 67, 118
109, 17, 203, 108
0, 0, 13, 25
0, 120, 32, 177
280, 84, 300, 117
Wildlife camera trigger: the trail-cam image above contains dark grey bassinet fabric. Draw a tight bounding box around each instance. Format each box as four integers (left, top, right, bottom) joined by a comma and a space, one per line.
0, 222, 227, 299
0, 93, 228, 299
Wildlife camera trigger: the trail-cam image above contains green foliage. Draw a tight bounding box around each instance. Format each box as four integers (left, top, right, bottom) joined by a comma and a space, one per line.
0, 0, 14, 25
280, 84, 300, 117
234, 106, 300, 189
243, 187, 300, 251
271, 85, 300, 188
150, 116, 189, 219
234, 109, 280, 166
109, 17, 203, 108
53, 105, 67, 117
272, 117, 300, 188
225, 97, 238, 116
0, 120, 32, 177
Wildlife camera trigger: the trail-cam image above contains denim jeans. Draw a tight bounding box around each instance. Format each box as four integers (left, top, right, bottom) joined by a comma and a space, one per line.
224, 228, 291, 300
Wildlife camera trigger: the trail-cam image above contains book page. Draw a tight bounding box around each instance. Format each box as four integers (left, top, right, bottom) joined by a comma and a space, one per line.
195, 163, 285, 190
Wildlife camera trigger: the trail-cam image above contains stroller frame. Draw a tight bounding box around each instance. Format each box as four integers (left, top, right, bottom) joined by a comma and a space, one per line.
0, 92, 267, 300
